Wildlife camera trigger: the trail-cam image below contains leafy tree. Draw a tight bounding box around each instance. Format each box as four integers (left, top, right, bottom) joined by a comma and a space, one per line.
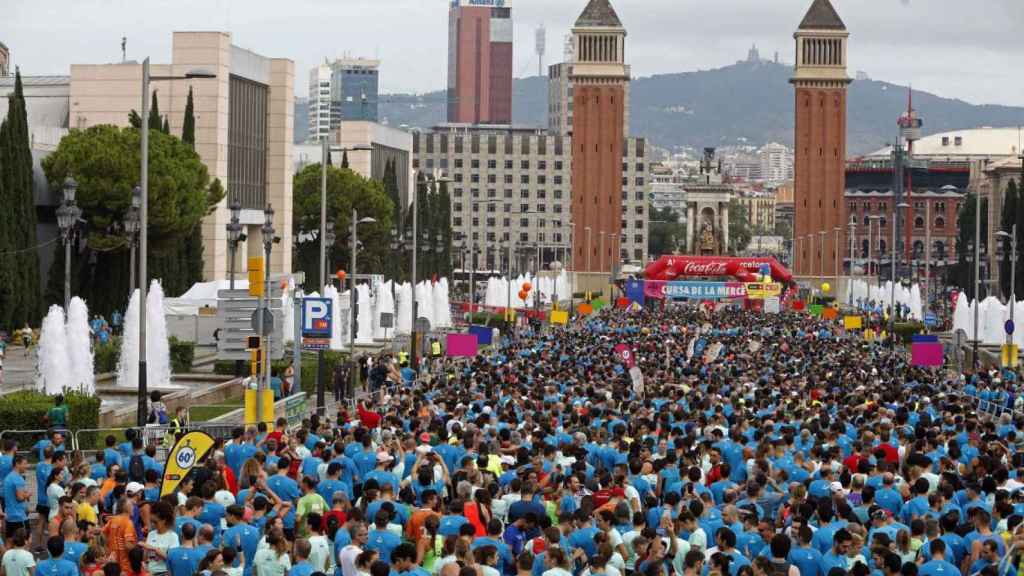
292, 163, 394, 291
41, 124, 220, 311
0, 69, 42, 327
949, 193, 988, 300
182, 87, 195, 148
648, 207, 685, 257
1000, 180, 1018, 299
727, 199, 752, 254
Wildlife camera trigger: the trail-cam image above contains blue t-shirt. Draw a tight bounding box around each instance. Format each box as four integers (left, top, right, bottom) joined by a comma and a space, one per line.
788, 546, 823, 576
64, 541, 87, 568
288, 562, 316, 576
197, 501, 226, 546
919, 559, 960, 576
0, 454, 13, 482
266, 475, 301, 529
224, 522, 262, 576
3, 471, 27, 522
366, 528, 401, 561
167, 546, 204, 576
175, 517, 202, 541
36, 461, 53, 507
34, 557, 78, 576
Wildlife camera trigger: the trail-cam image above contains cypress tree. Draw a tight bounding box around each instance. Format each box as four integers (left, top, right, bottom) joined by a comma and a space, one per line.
148, 91, 161, 131
1, 70, 41, 326
182, 87, 195, 148
0, 115, 9, 329
161, 116, 169, 135
436, 178, 452, 277
1001, 180, 1018, 299
128, 110, 142, 129
341, 150, 349, 169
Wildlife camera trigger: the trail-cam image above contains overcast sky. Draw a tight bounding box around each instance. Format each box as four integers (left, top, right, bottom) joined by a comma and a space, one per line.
6, 0, 1024, 106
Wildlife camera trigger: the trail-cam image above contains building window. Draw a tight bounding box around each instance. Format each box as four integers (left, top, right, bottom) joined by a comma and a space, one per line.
454, 158, 463, 169
537, 205, 546, 212
538, 175, 547, 184
454, 173, 463, 182
635, 220, 644, 229
520, 204, 529, 213
487, 159, 497, 169
636, 177, 644, 186
504, 174, 513, 184
453, 203, 463, 212
554, 205, 562, 213
454, 137, 463, 154
521, 175, 530, 184
914, 216, 924, 229
636, 163, 644, 172
471, 189, 480, 199
487, 190, 497, 200
504, 190, 513, 199
554, 190, 563, 199
520, 233, 529, 242
520, 189, 530, 199
521, 160, 530, 170
453, 188, 463, 198
935, 216, 945, 228
471, 159, 480, 169
504, 160, 513, 170
503, 219, 510, 227
486, 218, 496, 227
635, 191, 644, 201
454, 217, 462, 226
555, 160, 563, 170
471, 174, 480, 183
634, 234, 643, 244
554, 176, 563, 185
487, 174, 496, 184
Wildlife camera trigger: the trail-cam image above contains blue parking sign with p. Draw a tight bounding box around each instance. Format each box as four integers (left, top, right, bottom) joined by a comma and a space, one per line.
302, 298, 332, 338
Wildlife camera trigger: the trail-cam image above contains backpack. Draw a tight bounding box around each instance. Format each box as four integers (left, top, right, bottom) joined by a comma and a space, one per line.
129, 454, 146, 483
770, 560, 792, 576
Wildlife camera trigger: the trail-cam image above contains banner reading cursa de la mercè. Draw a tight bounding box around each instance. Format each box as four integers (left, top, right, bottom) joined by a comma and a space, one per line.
644, 280, 748, 300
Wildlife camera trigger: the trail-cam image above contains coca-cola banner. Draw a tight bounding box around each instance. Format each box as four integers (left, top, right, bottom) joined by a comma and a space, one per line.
644, 281, 748, 300
644, 255, 793, 284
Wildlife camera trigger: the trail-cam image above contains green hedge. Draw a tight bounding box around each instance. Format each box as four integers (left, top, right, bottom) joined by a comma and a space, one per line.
169, 337, 195, 373
0, 390, 102, 453
893, 321, 926, 343
94, 338, 120, 374
215, 351, 350, 397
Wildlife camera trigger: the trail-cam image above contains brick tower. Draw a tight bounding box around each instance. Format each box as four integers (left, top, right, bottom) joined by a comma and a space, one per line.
570, 0, 628, 274
791, 0, 849, 278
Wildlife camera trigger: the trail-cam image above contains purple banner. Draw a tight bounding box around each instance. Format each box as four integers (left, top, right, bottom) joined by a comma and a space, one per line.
644, 281, 748, 301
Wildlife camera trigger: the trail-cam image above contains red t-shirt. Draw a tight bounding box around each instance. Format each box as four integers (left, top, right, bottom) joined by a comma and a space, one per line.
877, 443, 900, 464
358, 405, 381, 429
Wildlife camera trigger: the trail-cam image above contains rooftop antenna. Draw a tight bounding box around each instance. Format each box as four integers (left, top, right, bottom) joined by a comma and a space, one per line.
535, 25, 546, 77
121, 36, 126, 62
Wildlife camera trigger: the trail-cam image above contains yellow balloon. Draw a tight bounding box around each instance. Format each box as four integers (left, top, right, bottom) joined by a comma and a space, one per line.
821, 282, 831, 293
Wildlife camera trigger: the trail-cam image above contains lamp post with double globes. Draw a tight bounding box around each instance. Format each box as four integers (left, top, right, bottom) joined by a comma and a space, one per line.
56, 177, 83, 311
125, 187, 141, 300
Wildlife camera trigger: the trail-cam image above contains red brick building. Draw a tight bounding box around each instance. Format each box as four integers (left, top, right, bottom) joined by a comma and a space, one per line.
792, 0, 850, 277
447, 0, 513, 125
570, 0, 629, 273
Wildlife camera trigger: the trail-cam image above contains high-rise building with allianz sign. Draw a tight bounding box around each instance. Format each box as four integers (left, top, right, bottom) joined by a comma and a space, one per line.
447, 0, 513, 125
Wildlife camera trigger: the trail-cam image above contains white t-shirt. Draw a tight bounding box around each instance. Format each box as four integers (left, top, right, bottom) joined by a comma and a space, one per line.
47, 484, 66, 520
688, 527, 708, 552
623, 529, 642, 571
146, 529, 180, 575
339, 544, 363, 576
309, 534, 334, 574
2, 548, 35, 576
253, 549, 291, 576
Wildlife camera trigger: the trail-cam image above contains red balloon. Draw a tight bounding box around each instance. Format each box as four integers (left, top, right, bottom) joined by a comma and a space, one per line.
522, 282, 532, 292
335, 270, 347, 282
518, 291, 528, 300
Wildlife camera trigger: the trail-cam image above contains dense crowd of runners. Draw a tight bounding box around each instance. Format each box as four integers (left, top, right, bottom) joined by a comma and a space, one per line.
0, 304, 1020, 576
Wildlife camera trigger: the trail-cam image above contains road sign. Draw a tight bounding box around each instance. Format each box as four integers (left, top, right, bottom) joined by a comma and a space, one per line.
924, 313, 938, 327
379, 312, 394, 329
217, 289, 284, 361
301, 298, 333, 337
1007, 319, 1016, 335
251, 308, 276, 335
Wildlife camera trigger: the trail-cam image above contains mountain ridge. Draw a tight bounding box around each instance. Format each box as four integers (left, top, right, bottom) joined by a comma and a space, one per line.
299, 60, 1024, 157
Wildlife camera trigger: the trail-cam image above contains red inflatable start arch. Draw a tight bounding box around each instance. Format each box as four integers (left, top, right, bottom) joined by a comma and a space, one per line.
643, 255, 793, 284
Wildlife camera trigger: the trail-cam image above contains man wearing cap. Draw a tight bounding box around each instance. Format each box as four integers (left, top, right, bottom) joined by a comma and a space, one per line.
365, 450, 401, 494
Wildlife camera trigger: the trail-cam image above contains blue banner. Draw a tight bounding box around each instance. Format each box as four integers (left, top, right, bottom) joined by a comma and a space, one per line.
625, 279, 645, 305
469, 325, 493, 346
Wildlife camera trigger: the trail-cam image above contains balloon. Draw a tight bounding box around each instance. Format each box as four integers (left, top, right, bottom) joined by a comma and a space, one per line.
522, 282, 532, 292
518, 291, 528, 301
821, 282, 831, 293
336, 270, 347, 283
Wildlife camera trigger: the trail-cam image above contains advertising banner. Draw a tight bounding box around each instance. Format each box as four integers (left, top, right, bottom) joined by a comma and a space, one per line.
160, 431, 215, 497
613, 344, 636, 368
644, 281, 747, 301
744, 283, 783, 299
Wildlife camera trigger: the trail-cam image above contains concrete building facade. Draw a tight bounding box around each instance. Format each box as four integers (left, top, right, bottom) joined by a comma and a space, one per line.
447, 0, 513, 125
569, 0, 629, 274
739, 191, 777, 232
412, 124, 649, 271
759, 142, 793, 183
70, 31, 294, 280
0, 42, 8, 77
791, 0, 849, 278
547, 59, 630, 137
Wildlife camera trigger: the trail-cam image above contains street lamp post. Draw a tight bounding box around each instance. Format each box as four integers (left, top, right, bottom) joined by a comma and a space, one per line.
56, 177, 82, 311
125, 187, 141, 299
833, 226, 840, 282
848, 216, 856, 307
137, 57, 215, 427
348, 209, 377, 398
998, 225, 1017, 357
409, 170, 450, 371
256, 204, 277, 421
892, 202, 910, 346
226, 200, 245, 290
818, 231, 826, 284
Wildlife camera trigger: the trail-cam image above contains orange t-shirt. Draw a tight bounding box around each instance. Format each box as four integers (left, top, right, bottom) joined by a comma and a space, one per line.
102, 514, 138, 573
406, 508, 440, 541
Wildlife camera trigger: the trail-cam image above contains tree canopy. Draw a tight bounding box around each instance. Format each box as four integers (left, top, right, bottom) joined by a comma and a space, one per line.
292, 163, 394, 291
648, 207, 685, 258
